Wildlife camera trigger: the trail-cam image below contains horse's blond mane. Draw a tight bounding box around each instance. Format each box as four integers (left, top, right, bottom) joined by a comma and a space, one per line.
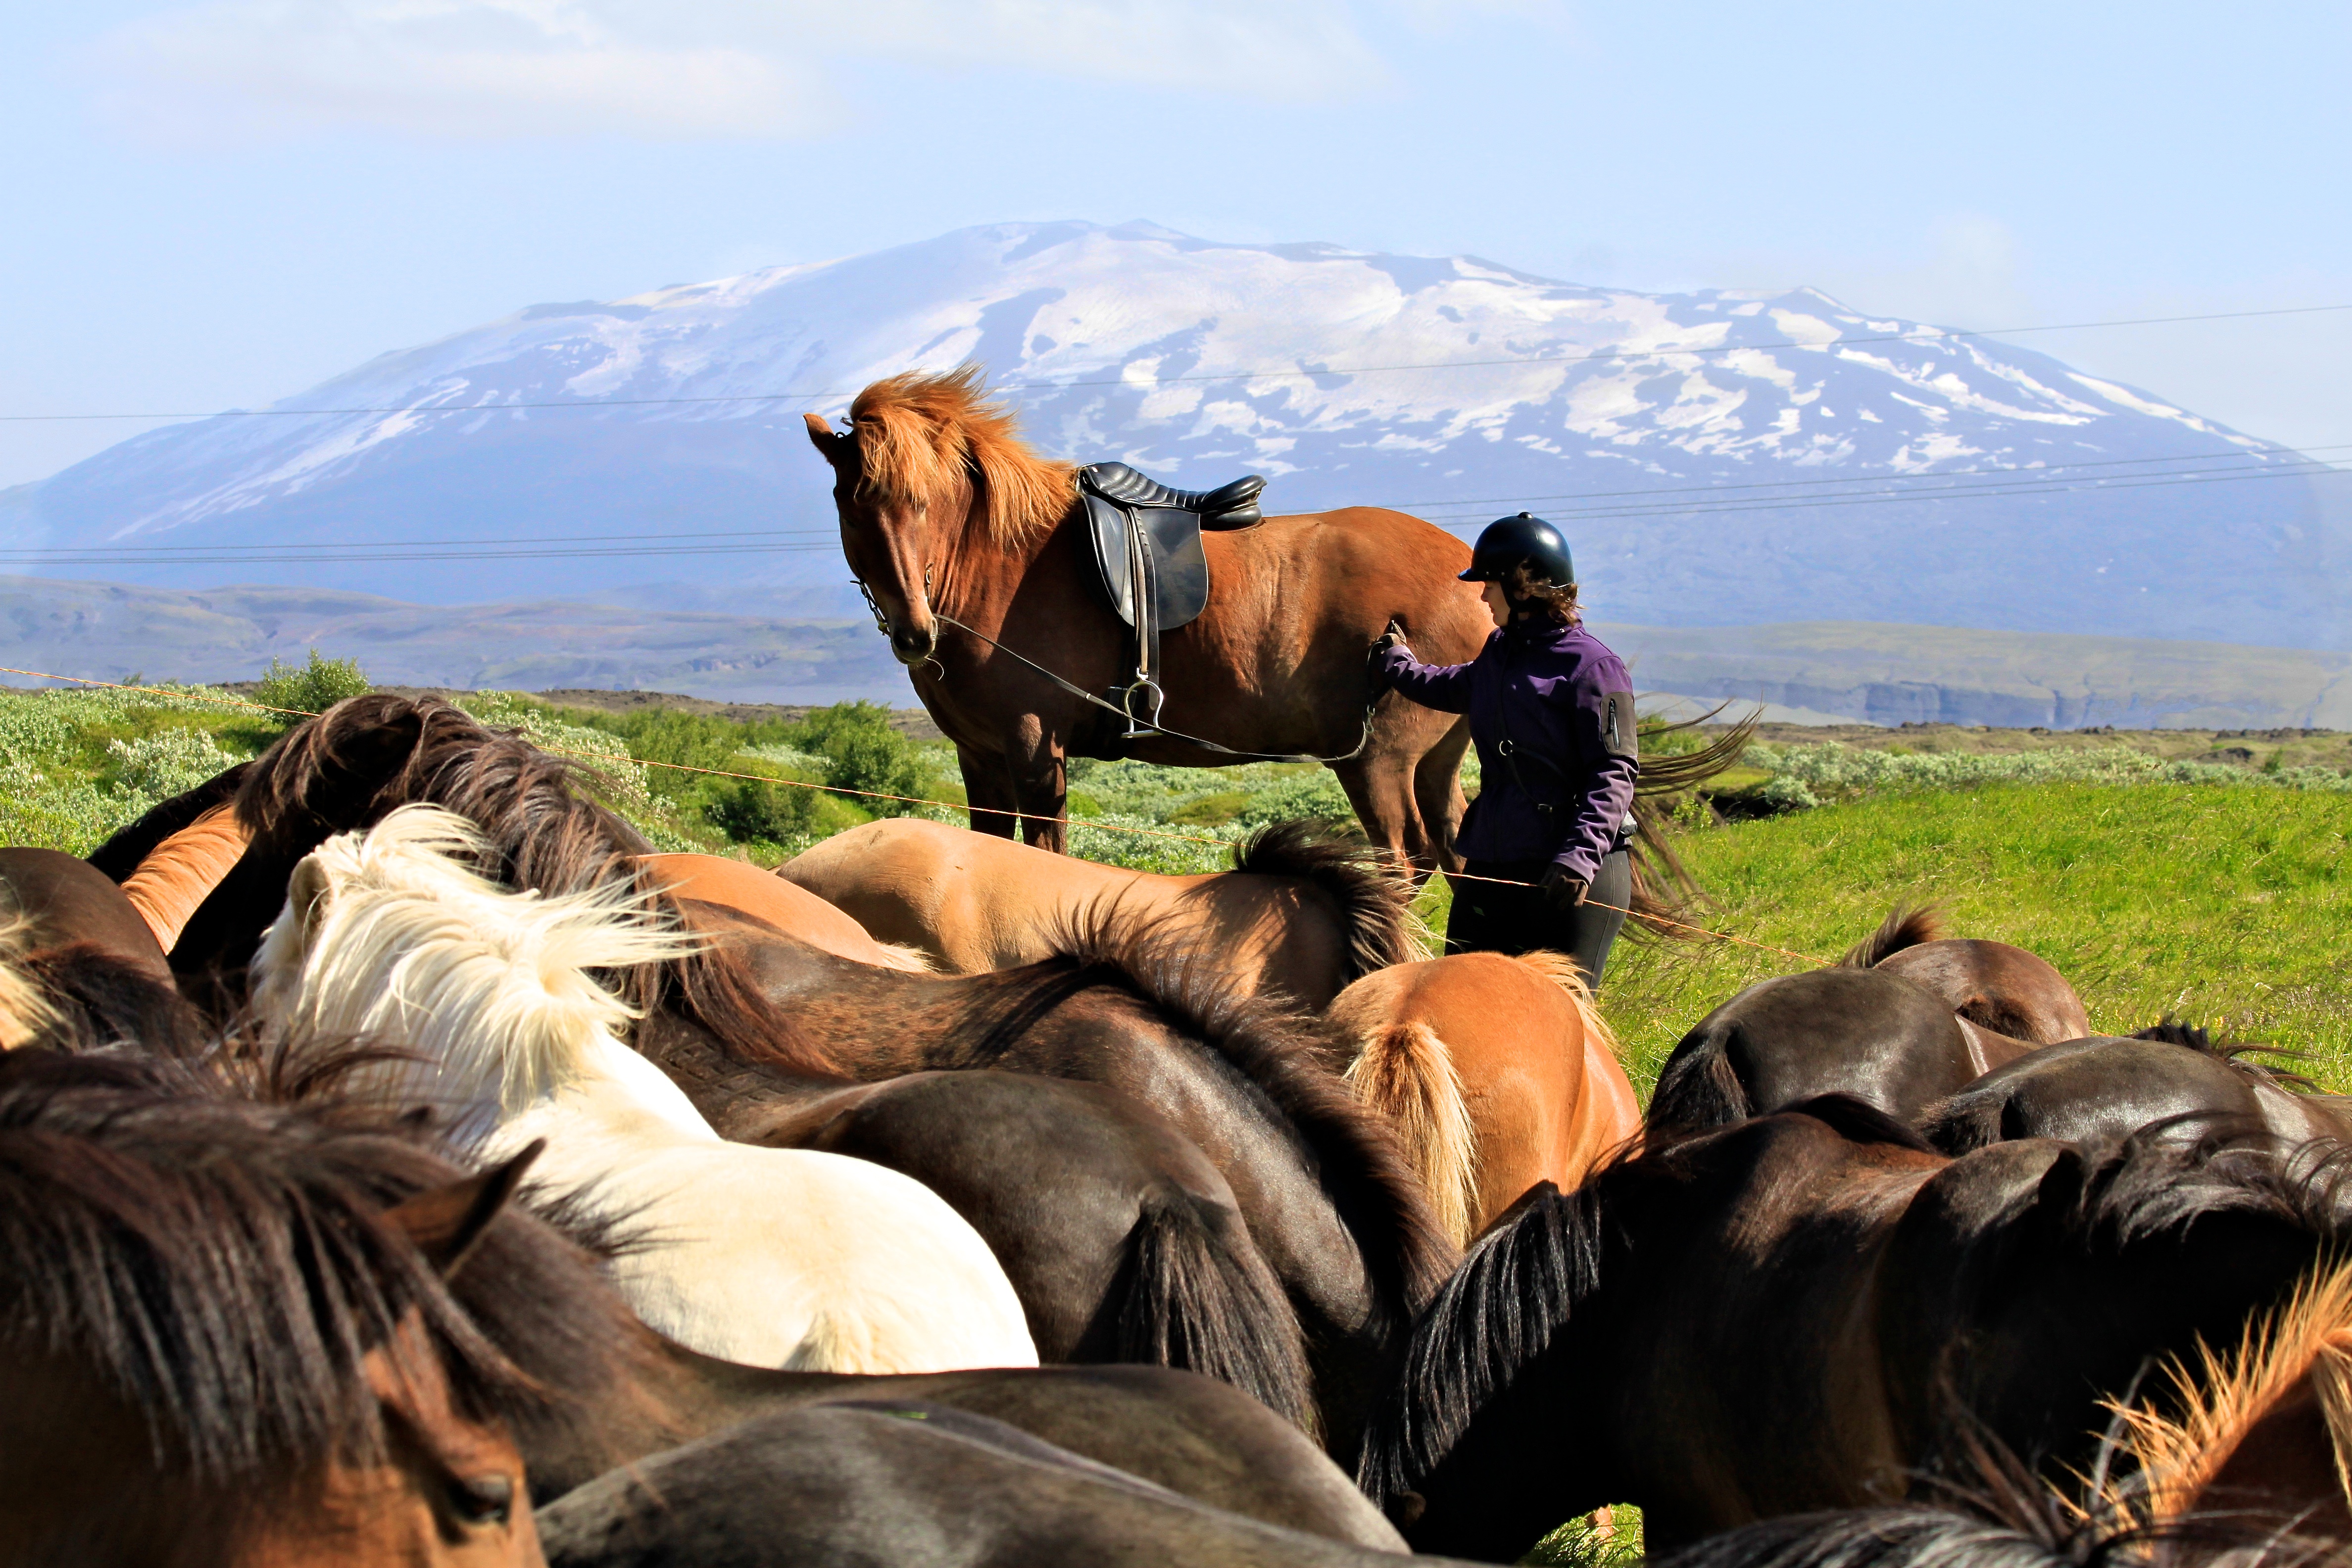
849, 363, 1076, 551
0, 898, 57, 1050
255, 806, 700, 1116
1511, 948, 1626, 1068
2100, 1260, 2352, 1522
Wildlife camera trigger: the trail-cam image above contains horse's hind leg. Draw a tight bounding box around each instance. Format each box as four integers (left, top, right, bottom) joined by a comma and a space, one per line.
958, 744, 1023, 842
1334, 702, 1460, 881
1411, 715, 1470, 877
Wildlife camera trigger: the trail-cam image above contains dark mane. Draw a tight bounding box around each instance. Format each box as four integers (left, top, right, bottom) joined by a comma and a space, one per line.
2132, 1020, 2316, 1092
2053, 1125, 2352, 1254
20, 942, 210, 1057
0, 1046, 640, 1490
235, 695, 841, 1078
84, 762, 250, 883
1230, 820, 1423, 984
1357, 1179, 1605, 1507
1839, 903, 1947, 969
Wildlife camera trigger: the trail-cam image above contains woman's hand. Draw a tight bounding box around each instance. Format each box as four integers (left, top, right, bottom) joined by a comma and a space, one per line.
1368, 618, 1411, 692
1539, 864, 1589, 910
1373, 617, 1410, 657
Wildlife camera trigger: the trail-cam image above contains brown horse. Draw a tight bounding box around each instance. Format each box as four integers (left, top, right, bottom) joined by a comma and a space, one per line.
120, 802, 250, 954
805, 366, 1494, 871
1324, 950, 1640, 1247
1856, 906, 2091, 1063
780, 816, 1422, 1007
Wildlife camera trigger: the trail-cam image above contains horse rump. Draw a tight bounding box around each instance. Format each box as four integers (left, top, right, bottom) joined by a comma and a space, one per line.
1647, 1017, 1755, 1131
1111, 1189, 1316, 1436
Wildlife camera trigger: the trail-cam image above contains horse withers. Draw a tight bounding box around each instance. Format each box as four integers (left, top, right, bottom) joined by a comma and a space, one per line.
806, 365, 1493, 873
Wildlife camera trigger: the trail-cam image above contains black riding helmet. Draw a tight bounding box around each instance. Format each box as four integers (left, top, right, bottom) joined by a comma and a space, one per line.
1460, 512, 1574, 587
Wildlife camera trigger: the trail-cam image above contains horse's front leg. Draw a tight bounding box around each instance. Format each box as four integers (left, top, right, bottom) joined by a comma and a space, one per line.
1007, 715, 1069, 853
956, 744, 1022, 841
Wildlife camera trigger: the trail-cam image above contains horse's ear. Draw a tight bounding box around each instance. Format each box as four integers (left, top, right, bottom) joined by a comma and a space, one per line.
803, 411, 850, 467
384, 1140, 543, 1281
286, 854, 333, 951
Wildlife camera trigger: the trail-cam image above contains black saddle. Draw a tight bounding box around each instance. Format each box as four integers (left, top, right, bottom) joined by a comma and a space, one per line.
1076, 461, 1267, 735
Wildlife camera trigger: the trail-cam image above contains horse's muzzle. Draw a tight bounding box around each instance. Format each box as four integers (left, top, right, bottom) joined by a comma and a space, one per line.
889, 624, 937, 665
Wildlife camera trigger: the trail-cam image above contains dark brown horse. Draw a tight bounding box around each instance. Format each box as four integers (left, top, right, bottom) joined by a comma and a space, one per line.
0, 847, 208, 1056
1360, 1099, 2352, 1559
805, 365, 1495, 870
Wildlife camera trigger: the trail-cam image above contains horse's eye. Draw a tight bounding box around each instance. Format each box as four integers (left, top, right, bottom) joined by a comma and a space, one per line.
444, 1472, 514, 1528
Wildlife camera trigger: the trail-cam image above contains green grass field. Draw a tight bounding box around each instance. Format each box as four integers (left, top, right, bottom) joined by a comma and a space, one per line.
1590, 782, 2352, 1093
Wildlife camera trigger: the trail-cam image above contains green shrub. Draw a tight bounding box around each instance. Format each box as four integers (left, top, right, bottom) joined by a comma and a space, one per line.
702, 777, 822, 844
783, 701, 932, 809
252, 649, 370, 720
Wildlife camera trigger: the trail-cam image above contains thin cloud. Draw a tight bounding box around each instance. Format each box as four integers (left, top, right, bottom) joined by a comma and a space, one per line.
93, 0, 1395, 144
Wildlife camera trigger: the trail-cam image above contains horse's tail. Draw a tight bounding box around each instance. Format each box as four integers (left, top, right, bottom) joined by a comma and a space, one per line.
1838, 902, 1946, 969
1113, 1188, 1317, 1436
1646, 1017, 1752, 1131
1343, 1021, 1479, 1250
1232, 821, 1427, 982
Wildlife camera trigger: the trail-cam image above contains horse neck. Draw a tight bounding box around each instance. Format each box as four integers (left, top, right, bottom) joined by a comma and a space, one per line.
522, 1030, 721, 1147
933, 488, 1062, 627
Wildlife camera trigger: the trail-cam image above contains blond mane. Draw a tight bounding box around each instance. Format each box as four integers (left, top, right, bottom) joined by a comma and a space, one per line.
0, 899, 56, 1050
849, 363, 1076, 551
2100, 1260, 2352, 1522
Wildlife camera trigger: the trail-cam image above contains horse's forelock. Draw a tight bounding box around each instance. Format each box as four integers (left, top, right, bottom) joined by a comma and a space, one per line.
848, 364, 1074, 551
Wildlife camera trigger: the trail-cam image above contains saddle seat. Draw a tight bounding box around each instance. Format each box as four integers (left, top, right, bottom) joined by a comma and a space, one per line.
1079, 462, 1266, 530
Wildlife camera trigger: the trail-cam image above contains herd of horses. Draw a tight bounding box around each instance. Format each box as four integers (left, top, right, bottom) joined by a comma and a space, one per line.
0, 689, 2347, 1567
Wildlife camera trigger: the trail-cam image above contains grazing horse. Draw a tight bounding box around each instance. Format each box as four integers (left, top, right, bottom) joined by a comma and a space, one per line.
640, 850, 934, 970
253, 806, 1039, 1375
0, 1047, 604, 1566
1919, 1024, 2352, 1152
1359, 1100, 2352, 1558
1324, 949, 1640, 1247
780, 816, 1423, 1007
806, 365, 1493, 869
1646, 908, 2083, 1132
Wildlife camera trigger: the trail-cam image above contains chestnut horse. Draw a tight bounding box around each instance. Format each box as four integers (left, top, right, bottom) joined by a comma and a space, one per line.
805, 366, 1493, 871
1324, 950, 1640, 1247
780, 816, 1422, 1007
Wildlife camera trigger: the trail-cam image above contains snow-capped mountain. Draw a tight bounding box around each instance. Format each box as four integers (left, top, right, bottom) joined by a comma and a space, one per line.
10, 220, 2345, 648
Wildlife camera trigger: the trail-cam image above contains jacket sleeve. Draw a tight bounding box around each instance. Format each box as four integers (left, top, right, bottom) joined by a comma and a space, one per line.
1376, 644, 1474, 714
1552, 656, 1639, 883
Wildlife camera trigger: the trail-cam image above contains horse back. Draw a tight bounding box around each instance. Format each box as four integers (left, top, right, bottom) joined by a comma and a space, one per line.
119, 804, 248, 955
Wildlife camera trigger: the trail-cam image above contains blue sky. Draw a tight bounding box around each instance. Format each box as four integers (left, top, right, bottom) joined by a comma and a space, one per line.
3, 1, 2348, 488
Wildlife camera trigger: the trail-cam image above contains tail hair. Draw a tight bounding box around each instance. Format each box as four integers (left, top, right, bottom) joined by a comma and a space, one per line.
1344, 1022, 1480, 1249
1113, 1191, 1318, 1436
1839, 903, 1947, 969
1647, 1019, 1753, 1131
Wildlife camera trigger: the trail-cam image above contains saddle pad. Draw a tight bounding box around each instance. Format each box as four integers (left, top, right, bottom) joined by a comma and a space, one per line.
1083, 491, 1210, 632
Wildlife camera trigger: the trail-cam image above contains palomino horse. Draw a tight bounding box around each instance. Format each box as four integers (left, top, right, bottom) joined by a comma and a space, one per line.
780, 816, 1422, 1007
0, 1047, 572, 1566
253, 806, 1039, 1376
806, 366, 1494, 871
1324, 949, 1640, 1248
1362, 1101, 2352, 1558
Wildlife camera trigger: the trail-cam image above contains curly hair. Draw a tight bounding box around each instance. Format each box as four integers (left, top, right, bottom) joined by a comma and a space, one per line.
1500, 560, 1580, 626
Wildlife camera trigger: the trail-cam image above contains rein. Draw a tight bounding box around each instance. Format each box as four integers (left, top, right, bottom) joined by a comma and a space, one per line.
853, 578, 1373, 766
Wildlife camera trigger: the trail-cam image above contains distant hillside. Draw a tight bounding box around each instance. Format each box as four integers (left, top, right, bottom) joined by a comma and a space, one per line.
4, 576, 2345, 730
5, 220, 2344, 648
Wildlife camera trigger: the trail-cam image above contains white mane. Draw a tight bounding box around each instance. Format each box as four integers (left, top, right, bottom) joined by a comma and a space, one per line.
254, 804, 700, 1115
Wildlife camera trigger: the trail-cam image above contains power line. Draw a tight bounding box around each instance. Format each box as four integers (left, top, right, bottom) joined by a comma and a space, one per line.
7, 301, 2350, 423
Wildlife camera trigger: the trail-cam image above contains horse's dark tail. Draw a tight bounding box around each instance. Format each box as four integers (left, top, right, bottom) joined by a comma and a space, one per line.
1646, 1019, 1754, 1131
1916, 1090, 2005, 1155
1112, 1189, 1318, 1437
1838, 903, 1946, 969
1231, 820, 1426, 984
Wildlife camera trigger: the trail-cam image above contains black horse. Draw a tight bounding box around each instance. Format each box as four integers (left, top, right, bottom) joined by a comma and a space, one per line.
1360, 1097, 2352, 1559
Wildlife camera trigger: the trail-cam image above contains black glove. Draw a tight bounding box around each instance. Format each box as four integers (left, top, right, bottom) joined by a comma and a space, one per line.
1539, 864, 1589, 911
1368, 618, 1410, 691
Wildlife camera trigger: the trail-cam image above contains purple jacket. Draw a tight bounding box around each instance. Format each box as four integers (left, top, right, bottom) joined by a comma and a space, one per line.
1377, 621, 1639, 881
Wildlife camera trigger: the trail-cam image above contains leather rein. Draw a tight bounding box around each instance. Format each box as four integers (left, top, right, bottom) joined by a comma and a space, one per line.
853, 576, 1373, 766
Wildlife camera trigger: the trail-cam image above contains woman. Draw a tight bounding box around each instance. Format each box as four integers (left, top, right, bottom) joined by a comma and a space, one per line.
1372, 513, 1639, 985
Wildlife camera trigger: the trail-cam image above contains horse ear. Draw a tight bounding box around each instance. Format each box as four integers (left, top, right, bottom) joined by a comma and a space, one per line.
287, 855, 333, 951
384, 1140, 543, 1281
803, 412, 850, 466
